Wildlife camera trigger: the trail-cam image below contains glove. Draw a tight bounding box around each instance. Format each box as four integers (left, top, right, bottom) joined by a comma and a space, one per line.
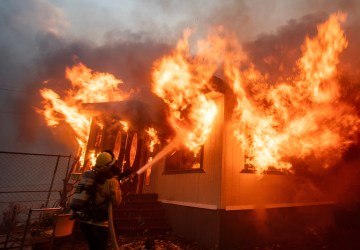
118, 169, 133, 180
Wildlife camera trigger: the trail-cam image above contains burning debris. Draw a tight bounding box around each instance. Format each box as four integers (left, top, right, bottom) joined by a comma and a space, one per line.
36, 12, 359, 175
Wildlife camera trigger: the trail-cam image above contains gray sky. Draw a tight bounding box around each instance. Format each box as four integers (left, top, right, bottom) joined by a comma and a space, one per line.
0, 0, 359, 155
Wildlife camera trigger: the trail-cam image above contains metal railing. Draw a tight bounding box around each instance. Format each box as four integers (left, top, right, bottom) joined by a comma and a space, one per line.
0, 151, 72, 249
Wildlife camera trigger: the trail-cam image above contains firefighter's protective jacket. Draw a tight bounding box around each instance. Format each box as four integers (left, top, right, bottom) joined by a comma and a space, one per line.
80, 177, 121, 227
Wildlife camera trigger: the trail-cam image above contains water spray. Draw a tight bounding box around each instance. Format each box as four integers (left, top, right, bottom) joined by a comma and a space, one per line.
110, 138, 180, 249
136, 137, 181, 175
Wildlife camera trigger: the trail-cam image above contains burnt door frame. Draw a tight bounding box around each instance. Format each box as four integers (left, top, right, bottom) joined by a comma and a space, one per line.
116, 130, 147, 194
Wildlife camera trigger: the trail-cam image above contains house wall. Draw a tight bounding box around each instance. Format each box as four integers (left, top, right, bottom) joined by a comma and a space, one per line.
218, 204, 335, 249
162, 203, 222, 249
223, 124, 335, 209
144, 110, 334, 209
140, 93, 224, 249
141, 90, 336, 249
143, 93, 225, 209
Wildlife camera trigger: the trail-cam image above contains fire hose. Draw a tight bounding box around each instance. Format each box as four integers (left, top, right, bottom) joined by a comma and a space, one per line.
108, 138, 180, 249
108, 201, 119, 250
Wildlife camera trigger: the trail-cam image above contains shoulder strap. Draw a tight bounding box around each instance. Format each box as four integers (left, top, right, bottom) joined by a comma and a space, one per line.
85, 171, 98, 205
87, 174, 109, 207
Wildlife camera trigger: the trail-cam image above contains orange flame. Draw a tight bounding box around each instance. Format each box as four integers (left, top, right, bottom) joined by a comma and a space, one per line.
227, 12, 359, 172
88, 150, 97, 169
152, 15, 359, 169
38, 12, 359, 175
38, 62, 128, 165
152, 29, 218, 153
65, 62, 129, 103
146, 127, 160, 153
120, 121, 129, 132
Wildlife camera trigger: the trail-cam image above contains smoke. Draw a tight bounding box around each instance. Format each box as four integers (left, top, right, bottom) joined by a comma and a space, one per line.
243, 13, 326, 83
243, 10, 360, 85
0, 0, 70, 153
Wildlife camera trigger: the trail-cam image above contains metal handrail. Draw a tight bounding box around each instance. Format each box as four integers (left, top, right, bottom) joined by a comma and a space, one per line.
20, 207, 62, 250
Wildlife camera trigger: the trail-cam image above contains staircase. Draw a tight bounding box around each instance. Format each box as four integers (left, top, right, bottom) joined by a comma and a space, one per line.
113, 193, 171, 235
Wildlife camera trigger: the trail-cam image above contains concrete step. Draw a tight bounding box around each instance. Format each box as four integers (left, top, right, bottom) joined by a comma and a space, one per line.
114, 207, 167, 218
116, 225, 172, 235
115, 217, 170, 228
118, 201, 163, 210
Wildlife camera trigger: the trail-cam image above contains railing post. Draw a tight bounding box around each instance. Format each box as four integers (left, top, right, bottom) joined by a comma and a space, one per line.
60, 155, 72, 209
20, 208, 33, 249
65, 154, 71, 177
3, 205, 17, 249
45, 155, 60, 208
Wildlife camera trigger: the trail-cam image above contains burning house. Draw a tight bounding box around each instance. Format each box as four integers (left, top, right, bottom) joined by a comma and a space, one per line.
37, 12, 360, 249
78, 97, 174, 189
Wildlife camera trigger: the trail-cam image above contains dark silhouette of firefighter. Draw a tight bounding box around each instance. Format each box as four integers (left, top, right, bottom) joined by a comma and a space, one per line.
71, 150, 131, 249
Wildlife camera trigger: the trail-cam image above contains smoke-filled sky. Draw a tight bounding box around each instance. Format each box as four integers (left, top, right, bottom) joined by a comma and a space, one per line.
0, 0, 359, 155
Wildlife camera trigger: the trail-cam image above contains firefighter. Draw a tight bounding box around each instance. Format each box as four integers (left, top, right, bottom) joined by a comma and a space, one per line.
79, 150, 122, 250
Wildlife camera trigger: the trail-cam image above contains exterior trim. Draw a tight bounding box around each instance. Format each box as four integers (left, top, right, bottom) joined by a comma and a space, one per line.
225, 201, 335, 211
159, 199, 218, 210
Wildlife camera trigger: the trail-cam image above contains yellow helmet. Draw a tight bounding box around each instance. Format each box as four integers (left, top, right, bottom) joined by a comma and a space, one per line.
94, 151, 116, 172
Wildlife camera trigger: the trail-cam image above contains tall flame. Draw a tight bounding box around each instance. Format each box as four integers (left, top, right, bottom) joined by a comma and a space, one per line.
227, 12, 359, 172
37, 62, 128, 165
38, 12, 359, 174
152, 12, 359, 172
152, 29, 218, 153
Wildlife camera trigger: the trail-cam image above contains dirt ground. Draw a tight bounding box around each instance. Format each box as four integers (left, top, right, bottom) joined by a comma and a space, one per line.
118, 234, 205, 250
53, 227, 360, 250
53, 232, 205, 250
53, 206, 360, 250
